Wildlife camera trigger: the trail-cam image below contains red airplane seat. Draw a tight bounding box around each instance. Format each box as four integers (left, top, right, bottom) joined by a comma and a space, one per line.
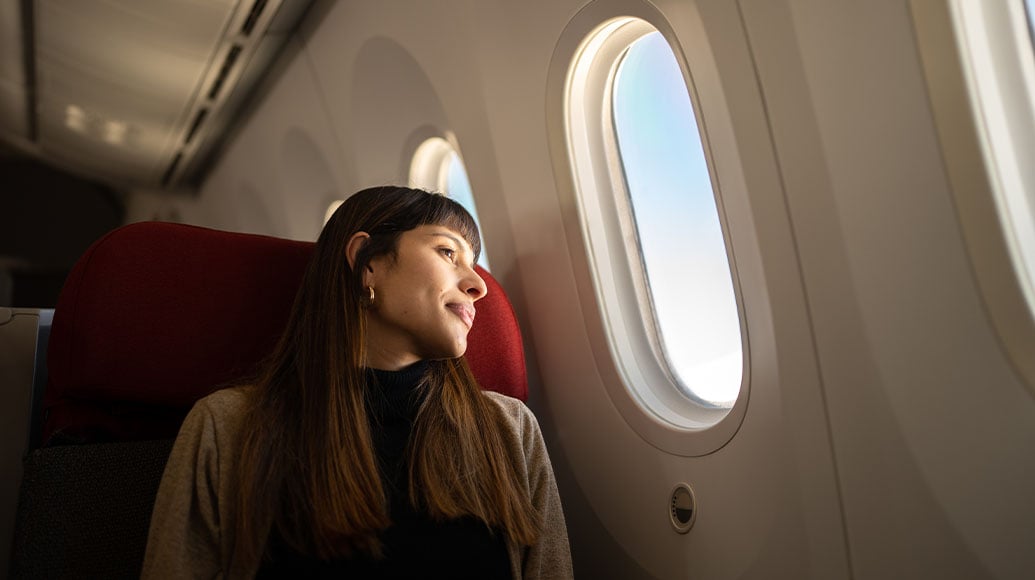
465, 265, 529, 402
13, 221, 528, 578
41, 221, 526, 445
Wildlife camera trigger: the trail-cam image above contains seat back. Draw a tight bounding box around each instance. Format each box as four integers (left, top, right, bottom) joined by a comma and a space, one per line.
12, 221, 527, 578
42, 222, 312, 445
41, 221, 526, 445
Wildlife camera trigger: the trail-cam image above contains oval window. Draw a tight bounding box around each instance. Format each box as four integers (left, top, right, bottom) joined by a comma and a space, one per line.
611, 31, 742, 407
562, 15, 747, 440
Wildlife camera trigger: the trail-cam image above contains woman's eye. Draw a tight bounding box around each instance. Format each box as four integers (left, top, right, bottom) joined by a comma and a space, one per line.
439, 248, 457, 261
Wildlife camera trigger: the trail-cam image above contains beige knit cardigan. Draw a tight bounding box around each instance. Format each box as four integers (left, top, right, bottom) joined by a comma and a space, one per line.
141, 387, 573, 579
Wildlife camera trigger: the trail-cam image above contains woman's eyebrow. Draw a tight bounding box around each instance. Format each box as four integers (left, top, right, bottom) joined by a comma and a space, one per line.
425, 232, 466, 249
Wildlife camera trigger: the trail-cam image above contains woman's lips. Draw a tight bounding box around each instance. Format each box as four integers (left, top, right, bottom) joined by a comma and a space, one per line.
447, 303, 476, 328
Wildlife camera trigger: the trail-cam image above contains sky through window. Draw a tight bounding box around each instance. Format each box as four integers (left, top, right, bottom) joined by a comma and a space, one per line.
612, 32, 742, 406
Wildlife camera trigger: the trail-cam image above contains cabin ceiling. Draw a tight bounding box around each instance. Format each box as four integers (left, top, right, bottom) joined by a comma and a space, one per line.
0, 0, 313, 191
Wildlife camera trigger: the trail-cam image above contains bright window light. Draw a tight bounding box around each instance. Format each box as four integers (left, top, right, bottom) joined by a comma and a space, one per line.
611, 32, 742, 407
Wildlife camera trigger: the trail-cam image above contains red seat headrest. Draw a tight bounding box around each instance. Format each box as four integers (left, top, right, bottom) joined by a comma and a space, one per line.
43, 222, 526, 444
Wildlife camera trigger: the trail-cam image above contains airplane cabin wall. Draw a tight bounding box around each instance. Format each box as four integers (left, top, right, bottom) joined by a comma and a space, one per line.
739, 0, 1035, 577
120, 0, 1035, 578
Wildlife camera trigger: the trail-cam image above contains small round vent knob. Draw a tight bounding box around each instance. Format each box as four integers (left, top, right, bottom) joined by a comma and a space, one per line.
669, 483, 696, 533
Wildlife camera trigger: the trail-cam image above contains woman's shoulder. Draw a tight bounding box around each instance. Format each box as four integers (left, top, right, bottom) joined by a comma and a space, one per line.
178, 386, 252, 441
194, 385, 250, 413
189, 387, 249, 418
481, 391, 542, 439
481, 389, 528, 414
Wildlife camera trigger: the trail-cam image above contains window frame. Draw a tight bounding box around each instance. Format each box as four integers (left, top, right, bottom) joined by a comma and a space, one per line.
912, 0, 1035, 396
550, 3, 750, 455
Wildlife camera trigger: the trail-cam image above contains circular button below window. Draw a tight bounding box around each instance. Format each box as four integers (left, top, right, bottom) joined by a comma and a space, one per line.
669, 483, 696, 534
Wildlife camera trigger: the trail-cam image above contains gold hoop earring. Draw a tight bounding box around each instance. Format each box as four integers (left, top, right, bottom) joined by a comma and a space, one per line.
364, 285, 375, 307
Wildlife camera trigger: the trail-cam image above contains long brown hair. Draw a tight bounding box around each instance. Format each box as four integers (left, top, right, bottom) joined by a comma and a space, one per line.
233, 186, 539, 565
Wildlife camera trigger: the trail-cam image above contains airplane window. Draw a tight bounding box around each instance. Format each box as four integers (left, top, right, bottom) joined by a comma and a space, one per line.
951, 0, 1035, 318
914, 0, 1035, 391
410, 138, 490, 270
561, 14, 746, 431
557, 12, 750, 445
611, 31, 742, 407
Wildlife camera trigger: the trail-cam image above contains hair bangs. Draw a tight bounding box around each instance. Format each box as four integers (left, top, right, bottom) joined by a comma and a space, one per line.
419, 194, 482, 263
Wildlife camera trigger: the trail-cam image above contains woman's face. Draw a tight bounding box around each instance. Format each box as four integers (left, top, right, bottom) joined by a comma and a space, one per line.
361, 224, 487, 370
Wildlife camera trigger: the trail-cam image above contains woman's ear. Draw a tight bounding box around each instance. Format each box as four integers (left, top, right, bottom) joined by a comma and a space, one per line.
345, 231, 371, 271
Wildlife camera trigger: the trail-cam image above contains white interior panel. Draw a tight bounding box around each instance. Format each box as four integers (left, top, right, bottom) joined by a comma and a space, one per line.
741, 0, 1035, 577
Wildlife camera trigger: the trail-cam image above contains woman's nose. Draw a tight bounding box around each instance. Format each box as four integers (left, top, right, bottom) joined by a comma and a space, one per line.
465, 268, 488, 301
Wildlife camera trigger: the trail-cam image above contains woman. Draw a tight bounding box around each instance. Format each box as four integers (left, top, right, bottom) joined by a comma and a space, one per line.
142, 186, 572, 578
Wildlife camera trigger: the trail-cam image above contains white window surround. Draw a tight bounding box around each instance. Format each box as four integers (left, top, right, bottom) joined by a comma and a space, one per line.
912, 0, 1035, 396
548, 1, 751, 456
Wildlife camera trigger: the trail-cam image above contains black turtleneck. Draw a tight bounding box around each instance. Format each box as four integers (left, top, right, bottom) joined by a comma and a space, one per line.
256, 361, 511, 579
